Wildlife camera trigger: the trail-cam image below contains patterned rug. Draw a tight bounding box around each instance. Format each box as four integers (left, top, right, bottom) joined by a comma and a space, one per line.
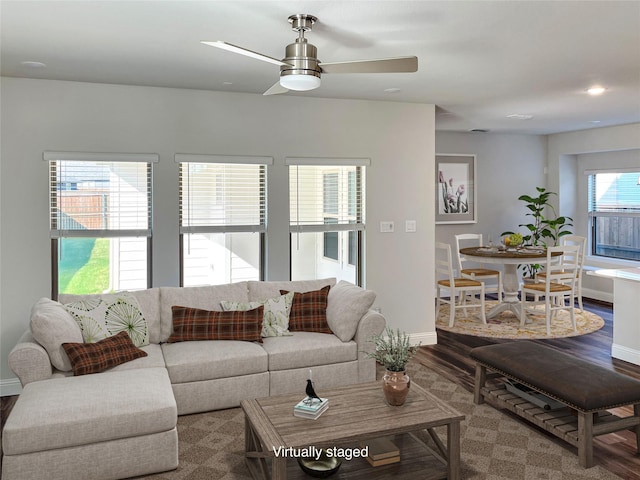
436, 301, 604, 339
139, 362, 620, 480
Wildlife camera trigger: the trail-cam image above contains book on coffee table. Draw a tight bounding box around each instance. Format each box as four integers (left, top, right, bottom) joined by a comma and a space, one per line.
293, 397, 329, 420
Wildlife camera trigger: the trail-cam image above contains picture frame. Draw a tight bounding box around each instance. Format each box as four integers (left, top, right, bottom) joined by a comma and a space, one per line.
435, 154, 476, 224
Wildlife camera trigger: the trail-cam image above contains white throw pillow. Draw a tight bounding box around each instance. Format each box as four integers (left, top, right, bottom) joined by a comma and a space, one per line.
326, 281, 376, 342
221, 292, 295, 337
30, 297, 84, 371
64, 293, 149, 347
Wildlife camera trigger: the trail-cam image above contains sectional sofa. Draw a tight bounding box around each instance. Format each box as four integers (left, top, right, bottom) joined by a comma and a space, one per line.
3, 278, 385, 480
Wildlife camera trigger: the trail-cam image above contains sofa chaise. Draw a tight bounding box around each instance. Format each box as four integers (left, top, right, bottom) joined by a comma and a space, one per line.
3, 278, 385, 480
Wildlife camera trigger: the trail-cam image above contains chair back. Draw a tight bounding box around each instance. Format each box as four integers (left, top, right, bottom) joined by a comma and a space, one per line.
561, 235, 587, 271
545, 245, 580, 287
435, 242, 455, 283
454, 233, 483, 273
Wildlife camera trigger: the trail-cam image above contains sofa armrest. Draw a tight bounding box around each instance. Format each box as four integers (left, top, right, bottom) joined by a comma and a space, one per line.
354, 309, 386, 361
8, 331, 53, 386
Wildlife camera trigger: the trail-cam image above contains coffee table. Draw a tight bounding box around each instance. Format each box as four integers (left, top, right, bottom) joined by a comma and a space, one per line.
241, 381, 465, 479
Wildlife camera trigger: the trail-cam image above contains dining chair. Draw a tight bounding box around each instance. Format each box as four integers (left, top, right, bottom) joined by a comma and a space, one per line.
535, 235, 586, 311
455, 233, 503, 301
436, 242, 487, 327
520, 245, 580, 335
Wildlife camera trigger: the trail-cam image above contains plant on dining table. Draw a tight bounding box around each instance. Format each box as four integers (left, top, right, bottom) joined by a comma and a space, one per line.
502, 186, 573, 277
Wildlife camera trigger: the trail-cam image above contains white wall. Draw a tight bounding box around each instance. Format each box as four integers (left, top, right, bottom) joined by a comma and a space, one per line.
547, 124, 640, 301
435, 132, 547, 249
0, 77, 435, 391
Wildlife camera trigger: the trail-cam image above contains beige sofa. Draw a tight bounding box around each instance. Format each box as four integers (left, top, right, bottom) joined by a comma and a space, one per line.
3, 278, 385, 480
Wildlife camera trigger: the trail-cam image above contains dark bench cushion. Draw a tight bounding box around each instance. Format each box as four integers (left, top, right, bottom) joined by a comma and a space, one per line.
470, 341, 640, 412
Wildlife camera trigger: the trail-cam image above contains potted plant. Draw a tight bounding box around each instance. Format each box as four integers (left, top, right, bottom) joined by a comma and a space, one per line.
366, 327, 421, 405
502, 187, 573, 278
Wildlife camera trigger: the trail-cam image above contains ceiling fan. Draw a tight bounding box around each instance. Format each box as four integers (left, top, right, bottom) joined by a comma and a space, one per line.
202, 14, 418, 95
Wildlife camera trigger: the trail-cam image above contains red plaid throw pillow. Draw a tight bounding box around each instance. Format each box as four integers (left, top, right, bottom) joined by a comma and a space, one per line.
168, 305, 264, 343
62, 331, 148, 376
280, 285, 333, 333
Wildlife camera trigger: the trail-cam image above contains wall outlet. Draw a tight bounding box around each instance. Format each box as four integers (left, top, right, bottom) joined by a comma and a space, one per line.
380, 221, 394, 233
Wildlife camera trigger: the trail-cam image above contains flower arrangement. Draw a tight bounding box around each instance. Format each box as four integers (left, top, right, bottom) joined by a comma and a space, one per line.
366, 327, 421, 372
438, 171, 468, 214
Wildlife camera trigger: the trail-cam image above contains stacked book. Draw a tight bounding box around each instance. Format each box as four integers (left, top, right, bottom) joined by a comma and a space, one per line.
364, 437, 400, 467
293, 397, 329, 420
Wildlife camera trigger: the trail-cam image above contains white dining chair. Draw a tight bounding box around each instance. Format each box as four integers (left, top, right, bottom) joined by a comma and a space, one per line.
521, 245, 580, 335
436, 242, 487, 327
455, 233, 503, 301
535, 235, 587, 312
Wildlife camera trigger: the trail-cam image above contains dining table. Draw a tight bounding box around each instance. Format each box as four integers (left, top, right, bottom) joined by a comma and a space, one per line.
459, 246, 561, 320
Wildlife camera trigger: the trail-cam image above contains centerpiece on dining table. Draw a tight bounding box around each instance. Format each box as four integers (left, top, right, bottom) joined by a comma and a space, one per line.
501, 233, 523, 250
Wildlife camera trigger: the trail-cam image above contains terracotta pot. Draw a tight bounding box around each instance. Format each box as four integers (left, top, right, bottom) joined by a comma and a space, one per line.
382, 370, 410, 406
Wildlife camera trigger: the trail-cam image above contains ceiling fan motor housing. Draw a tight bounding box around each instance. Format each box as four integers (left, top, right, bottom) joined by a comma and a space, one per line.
281, 39, 321, 80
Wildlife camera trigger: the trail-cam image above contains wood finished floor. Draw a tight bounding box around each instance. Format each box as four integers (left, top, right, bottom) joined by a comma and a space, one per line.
1, 299, 638, 479
416, 298, 640, 480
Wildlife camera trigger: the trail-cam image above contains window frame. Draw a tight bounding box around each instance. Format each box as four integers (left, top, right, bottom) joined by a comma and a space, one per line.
176, 154, 272, 286
46, 151, 157, 299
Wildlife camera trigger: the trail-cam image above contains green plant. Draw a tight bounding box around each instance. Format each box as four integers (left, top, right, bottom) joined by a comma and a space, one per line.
502, 186, 573, 277
366, 327, 421, 372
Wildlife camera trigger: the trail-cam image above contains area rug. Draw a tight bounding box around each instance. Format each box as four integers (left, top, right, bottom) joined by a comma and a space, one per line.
436, 301, 604, 339
139, 362, 620, 480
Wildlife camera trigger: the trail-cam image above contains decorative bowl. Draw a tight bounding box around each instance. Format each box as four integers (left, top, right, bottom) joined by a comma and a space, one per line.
297, 450, 343, 478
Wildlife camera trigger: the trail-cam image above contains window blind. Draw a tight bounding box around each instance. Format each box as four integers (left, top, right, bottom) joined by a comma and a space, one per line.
48, 155, 154, 238
588, 171, 640, 217
288, 161, 366, 233
178, 156, 270, 234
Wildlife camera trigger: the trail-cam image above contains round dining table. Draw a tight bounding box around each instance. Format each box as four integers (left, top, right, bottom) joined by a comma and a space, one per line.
459, 246, 561, 320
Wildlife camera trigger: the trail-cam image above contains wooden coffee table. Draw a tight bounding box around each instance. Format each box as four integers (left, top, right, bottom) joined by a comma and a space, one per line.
241, 381, 464, 479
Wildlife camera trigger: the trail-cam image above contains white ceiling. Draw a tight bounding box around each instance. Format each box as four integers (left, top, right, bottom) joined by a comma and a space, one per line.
1, 0, 639, 135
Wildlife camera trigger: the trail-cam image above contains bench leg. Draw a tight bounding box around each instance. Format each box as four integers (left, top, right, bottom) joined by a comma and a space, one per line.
577, 411, 594, 468
635, 404, 640, 454
473, 364, 486, 405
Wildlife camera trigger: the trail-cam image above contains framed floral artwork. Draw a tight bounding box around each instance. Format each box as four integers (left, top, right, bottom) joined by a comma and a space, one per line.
435, 154, 476, 224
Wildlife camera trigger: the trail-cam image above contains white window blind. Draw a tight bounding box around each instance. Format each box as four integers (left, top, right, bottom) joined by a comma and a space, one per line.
47, 153, 155, 238
177, 155, 271, 234
287, 158, 368, 233
588, 171, 640, 217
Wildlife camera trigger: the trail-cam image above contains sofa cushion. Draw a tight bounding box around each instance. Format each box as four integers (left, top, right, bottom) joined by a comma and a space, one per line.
64, 293, 150, 347
30, 298, 84, 372
159, 283, 249, 341
262, 332, 357, 371
326, 281, 377, 341
220, 292, 295, 337
161, 340, 268, 384
281, 285, 332, 333
168, 305, 264, 343
248, 278, 336, 302
62, 331, 148, 376
59, 289, 161, 344
2, 367, 176, 456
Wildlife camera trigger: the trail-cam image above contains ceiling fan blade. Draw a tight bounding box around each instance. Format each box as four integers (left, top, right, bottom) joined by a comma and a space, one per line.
319, 56, 418, 74
263, 82, 289, 96
201, 41, 292, 67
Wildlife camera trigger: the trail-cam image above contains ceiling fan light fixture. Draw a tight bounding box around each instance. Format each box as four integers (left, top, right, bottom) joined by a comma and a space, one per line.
280, 73, 321, 91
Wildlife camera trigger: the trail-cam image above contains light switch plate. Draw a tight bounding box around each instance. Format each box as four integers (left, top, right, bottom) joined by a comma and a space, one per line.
380, 221, 394, 233
405, 220, 417, 232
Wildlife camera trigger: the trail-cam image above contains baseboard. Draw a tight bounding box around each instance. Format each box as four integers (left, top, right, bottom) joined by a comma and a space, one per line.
582, 288, 613, 304
0, 377, 22, 397
612, 344, 640, 366
409, 331, 437, 346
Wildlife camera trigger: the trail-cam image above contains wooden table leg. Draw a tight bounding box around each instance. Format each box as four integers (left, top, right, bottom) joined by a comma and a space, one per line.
474, 364, 486, 405
447, 420, 461, 480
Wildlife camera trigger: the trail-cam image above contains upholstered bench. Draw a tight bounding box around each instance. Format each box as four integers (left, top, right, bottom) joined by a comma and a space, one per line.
2, 368, 178, 480
470, 341, 640, 468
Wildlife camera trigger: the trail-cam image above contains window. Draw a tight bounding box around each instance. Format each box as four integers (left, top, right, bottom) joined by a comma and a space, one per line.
177, 154, 271, 286
288, 158, 368, 285
588, 170, 640, 261
47, 152, 156, 297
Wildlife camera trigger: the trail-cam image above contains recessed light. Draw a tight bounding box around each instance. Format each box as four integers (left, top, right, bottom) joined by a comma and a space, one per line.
586, 86, 606, 95
589, 120, 602, 124
383, 88, 401, 93
20, 61, 46, 68
506, 114, 533, 120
